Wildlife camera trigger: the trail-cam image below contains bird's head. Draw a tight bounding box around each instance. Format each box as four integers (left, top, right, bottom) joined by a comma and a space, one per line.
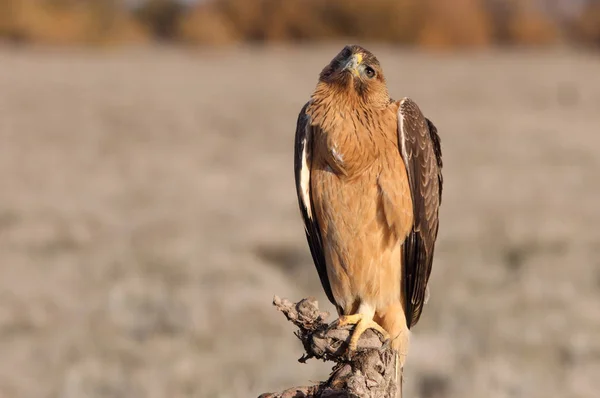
318, 45, 389, 106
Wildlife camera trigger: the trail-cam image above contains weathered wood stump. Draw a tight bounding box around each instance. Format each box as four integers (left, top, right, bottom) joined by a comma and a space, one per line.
259, 296, 402, 398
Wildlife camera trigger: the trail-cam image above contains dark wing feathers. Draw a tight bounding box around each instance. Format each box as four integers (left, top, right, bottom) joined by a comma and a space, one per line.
294, 102, 336, 306
397, 98, 443, 329
426, 118, 443, 203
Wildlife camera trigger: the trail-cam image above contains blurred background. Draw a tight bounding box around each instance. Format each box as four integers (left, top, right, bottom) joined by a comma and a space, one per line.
0, 1, 599, 398
0, 0, 600, 47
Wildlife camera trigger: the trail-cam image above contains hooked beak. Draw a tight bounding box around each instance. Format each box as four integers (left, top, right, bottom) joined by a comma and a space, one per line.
342, 53, 363, 77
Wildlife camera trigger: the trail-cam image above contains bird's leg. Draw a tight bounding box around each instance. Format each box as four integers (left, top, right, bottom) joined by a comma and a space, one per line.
336, 314, 390, 352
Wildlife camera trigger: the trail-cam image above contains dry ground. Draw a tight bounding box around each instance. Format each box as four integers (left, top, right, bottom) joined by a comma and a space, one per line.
0, 45, 599, 398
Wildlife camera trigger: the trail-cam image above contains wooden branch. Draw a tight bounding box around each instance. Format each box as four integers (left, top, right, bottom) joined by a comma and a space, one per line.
259, 296, 402, 398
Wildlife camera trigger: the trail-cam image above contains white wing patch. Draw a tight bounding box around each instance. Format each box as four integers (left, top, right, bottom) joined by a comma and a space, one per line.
332, 144, 344, 164
300, 136, 312, 219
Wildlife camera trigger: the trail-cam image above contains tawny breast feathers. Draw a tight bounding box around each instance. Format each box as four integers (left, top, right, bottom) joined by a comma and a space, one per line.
307, 99, 414, 248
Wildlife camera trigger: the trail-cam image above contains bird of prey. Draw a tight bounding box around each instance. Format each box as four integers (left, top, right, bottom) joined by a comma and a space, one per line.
294, 45, 443, 366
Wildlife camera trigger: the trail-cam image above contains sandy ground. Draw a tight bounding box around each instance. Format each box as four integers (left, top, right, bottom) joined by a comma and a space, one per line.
0, 44, 599, 398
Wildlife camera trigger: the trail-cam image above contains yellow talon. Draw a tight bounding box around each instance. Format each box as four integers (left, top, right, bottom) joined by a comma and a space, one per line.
336, 314, 363, 327
336, 314, 389, 352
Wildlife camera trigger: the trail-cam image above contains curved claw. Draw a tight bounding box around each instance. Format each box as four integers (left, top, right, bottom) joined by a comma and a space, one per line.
333, 314, 390, 352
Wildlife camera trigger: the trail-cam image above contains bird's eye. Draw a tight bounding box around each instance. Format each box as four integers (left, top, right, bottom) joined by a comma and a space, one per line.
365, 66, 376, 78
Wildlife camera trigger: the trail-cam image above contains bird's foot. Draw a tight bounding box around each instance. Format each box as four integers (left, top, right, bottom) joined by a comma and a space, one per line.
334, 314, 390, 352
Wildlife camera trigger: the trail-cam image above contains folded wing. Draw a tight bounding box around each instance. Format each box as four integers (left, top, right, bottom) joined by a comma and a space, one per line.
294, 102, 336, 306
397, 98, 443, 328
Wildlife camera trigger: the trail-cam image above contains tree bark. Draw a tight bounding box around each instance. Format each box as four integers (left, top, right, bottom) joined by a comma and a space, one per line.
259, 296, 402, 398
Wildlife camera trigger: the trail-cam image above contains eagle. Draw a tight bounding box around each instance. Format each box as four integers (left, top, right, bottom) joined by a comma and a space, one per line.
294, 45, 443, 366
